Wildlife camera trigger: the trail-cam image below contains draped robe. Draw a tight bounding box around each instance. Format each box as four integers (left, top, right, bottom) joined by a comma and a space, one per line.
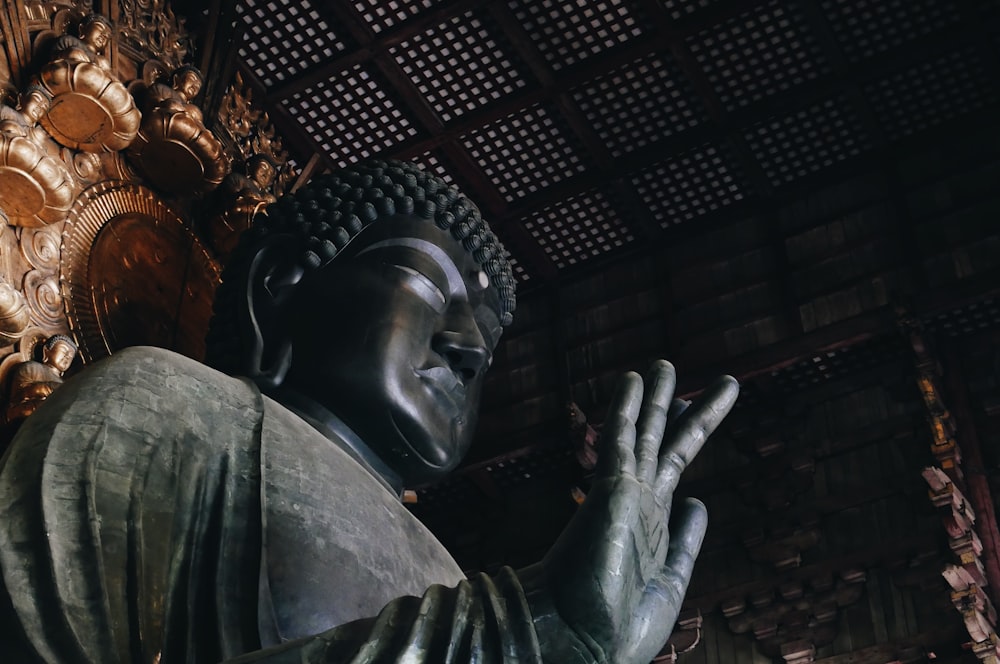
0, 347, 541, 663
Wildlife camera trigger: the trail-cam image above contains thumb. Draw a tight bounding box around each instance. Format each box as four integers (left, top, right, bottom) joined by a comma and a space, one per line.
625, 498, 708, 663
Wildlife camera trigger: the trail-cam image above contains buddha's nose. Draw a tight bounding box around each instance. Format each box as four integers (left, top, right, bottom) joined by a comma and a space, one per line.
432, 329, 490, 382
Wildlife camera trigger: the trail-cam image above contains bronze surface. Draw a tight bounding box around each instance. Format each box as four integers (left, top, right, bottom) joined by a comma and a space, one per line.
39, 60, 141, 152
61, 182, 220, 362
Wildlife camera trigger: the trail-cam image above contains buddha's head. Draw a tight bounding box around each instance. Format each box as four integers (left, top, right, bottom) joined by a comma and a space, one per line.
206, 160, 516, 485
247, 154, 278, 189
20, 85, 52, 124
42, 335, 77, 374
79, 14, 112, 52
172, 66, 203, 102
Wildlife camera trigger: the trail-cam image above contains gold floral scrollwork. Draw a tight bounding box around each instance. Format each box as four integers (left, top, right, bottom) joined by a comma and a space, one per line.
38, 13, 142, 152
22, 270, 64, 329
117, 0, 190, 69
18, 225, 62, 271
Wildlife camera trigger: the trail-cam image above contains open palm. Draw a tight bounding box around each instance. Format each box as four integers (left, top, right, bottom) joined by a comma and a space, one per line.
522, 361, 739, 664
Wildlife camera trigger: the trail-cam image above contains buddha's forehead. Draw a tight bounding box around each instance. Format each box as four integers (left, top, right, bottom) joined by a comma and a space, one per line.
337, 215, 504, 316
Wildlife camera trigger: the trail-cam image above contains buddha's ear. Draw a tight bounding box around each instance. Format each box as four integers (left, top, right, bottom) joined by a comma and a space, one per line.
236, 235, 305, 391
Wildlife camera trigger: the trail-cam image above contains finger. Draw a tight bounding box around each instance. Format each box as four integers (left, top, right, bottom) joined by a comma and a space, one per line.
635, 361, 676, 484
595, 371, 643, 480
667, 398, 690, 422
627, 498, 708, 663
657, 497, 708, 596
654, 375, 739, 497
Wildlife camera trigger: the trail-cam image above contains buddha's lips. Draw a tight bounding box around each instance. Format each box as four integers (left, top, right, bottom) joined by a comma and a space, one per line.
415, 366, 466, 409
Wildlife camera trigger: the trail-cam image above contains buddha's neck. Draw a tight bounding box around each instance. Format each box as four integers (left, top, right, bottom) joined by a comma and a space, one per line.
268, 386, 404, 497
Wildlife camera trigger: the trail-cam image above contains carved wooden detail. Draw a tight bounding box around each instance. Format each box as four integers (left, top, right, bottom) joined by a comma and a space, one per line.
116, 0, 189, 70
723, 570, 867, 663
901, 312, 1000, 663
216, 71, 295, 197
0, 0, 299, 430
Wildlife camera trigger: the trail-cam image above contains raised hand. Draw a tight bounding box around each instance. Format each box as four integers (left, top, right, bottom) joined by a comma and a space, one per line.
521, 360, 739, 664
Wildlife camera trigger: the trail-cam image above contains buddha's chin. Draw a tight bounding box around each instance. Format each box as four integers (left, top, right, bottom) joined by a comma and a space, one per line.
387, 409, 466, 479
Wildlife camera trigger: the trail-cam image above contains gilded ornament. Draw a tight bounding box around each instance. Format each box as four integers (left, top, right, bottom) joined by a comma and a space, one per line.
117, 0, 190, 69
22, 270, 64, 328
0, 281, 31, 346
205, 154, 278, 260
217, 73, 296, 196
61, 181, 220, 361
128, 66, 228, 194
38, 13, 141, 152
4, 334, 76, 425
0, 87, 76, 227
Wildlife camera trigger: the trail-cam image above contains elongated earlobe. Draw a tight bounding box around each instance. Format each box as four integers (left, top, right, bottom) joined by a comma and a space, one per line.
237, 235, 304, 390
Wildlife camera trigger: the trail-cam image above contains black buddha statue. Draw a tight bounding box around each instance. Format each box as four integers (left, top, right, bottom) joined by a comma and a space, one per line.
0, 160, 738, 663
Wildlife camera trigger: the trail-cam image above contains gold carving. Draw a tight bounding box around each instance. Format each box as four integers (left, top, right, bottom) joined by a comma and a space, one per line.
129, 66, 228, 194
217, 72, 295, 196
0, 281, 31, 346
37, 13, 141, 152
4, 334, 76, 425
0, 87, 77, 227
61, 181, 221, 362
117, 0, 190, 70
205, 154, 277, 260
23, 269, 63, 328
18, 224, 62, 272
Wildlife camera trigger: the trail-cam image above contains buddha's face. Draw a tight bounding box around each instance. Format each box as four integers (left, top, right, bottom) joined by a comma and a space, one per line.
21, 93, 49, 123
44, 341, 75, 374
250, 159, 276, 187
175, 72, 202, 101
83, 22, 110, 51
285, 215, 502, 485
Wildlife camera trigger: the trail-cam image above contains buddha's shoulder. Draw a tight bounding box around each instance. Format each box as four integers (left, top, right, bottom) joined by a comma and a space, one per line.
46, 346, 258, 421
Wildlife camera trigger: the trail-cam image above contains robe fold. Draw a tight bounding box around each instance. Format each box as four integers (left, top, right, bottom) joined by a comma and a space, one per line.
0, 347, 542, 663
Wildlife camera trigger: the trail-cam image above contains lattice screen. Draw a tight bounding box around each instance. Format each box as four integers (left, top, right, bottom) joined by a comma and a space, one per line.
865, 47, 998, 142
462, 103, 590, 202
573, 52, 705, 158
238, 0, 346, 86
820, 0, 961, 62
687, 0, 829, 110
508, 0, 645, 70
286, 65, 417, 168
631, 144, 745, 226
238, 0, 1000, 278
746, 96, 870, 185
390, 10, 530, 123
521, 188, 634, 269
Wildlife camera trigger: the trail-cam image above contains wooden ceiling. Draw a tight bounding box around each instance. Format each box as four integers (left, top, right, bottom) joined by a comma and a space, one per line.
207, 0, 1000, 661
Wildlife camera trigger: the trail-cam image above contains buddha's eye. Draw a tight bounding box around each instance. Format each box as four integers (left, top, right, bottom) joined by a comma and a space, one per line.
392, 264, 446, 312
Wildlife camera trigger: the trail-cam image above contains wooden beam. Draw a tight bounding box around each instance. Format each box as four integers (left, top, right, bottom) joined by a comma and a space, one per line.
812, 623, 966, 664
683, 531, 943, 612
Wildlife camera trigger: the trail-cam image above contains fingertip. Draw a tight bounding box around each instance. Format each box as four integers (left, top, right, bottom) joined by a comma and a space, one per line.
649, 359, 676, 374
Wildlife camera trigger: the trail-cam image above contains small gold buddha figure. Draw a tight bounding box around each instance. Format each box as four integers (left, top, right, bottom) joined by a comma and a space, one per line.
0, 85, 52, 143
0, 85, 76, 227
206, 154, 279, 259
5, 334, 77, 425
50, 13, 113, 70
150, 65, 206, 124
129, 65, 228, 194
39, 12, 140, 152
